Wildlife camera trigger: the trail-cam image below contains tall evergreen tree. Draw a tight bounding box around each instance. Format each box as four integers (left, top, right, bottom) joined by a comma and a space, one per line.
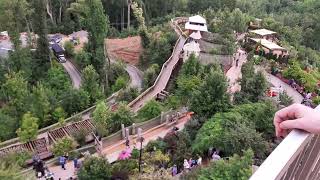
190, 69, 231, 118
82, 65, 103, 103
235, 62, 267, 104
32, 0, 51, 79
84, 0, 109, 79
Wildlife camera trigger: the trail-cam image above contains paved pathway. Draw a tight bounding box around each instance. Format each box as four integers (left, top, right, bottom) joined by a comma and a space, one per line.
264, 71, 303, 103
226, 49, 303, 104
62, 60, 82, 89
46, 114, 192, 180
226, 49, 247, 93
129, 36, 186, 112
125, 64, 143, 90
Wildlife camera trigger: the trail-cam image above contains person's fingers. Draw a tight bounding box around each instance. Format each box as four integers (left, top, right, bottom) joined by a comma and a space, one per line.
274, 104, 304, 137
279, 118, 304, 130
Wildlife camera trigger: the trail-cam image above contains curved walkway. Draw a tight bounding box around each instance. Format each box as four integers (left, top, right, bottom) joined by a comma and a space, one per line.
46, 114, 192, 180
61, 60, 82, 89
226, 49, 303, 104
125, 64, 143, 89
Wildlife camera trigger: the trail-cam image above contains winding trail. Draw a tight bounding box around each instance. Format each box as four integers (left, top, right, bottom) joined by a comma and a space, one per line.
226, 49, 303, 103
61, 60, 82, 89
125, 64, 143, 89
129, 36, 186, 112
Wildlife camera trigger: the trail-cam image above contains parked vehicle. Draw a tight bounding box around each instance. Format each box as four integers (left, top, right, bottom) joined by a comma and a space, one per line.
50, 43, 67, 63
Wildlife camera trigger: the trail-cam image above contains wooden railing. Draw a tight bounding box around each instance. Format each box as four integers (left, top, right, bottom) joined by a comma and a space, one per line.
128, 18, 187, 111
251, 106, 320, 180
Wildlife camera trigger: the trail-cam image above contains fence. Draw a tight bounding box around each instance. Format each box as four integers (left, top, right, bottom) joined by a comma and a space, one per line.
101, 108, 188, 149
250, 105, 320, 180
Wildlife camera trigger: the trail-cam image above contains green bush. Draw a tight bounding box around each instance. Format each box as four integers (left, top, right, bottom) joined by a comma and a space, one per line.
145, 139, 168, 153
64, 41, 75, 58
72, 129, 88, 147
52, 137, 77, 156
283, 61, 318, 92
112, 76, 128, 92
137, 100, 162, 121
0, 151, 31, 168
131, 148, 140, 159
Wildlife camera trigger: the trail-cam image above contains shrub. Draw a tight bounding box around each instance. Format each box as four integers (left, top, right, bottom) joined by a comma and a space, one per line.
137, 100, 162, 121
112, 76, 128, 92
64, 41, 75, 57
78, 156, 112, 180
52, 137, 77, 156
145, 139, 168, 153
72, 129, 88, 147
0, 151, 31, 168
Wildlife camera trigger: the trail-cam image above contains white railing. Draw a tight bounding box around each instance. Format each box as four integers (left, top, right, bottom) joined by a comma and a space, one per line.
251, 105, 320, 180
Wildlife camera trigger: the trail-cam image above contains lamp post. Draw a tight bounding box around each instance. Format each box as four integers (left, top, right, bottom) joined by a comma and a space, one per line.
137, 128, 144, 173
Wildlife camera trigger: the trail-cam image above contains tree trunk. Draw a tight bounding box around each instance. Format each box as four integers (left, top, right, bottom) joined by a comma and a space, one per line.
121, 7, 125, 31
46, 0, 55, 25
58, 1, 62, 24
127, 0, 131, 30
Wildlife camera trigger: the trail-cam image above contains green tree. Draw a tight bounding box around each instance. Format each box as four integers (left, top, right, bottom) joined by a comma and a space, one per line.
30, 83, 51, 127
44, 64, 72, 97
82, 65, 103, 103
112, 76, 127, 92
190, 69, 230, 118
52, 137, 76, 156
0, 110, 17, 141
84, 0, 108, 79
74, 50, 91, 70
92, 101, 111, 137
143, 64, 159, 88
180, 54, 203, 77
131, 1, 150, 47
235, 62, 267, 104
279, 92, 294, 107
137, 100, 162, 121
52, 107, 67, 126
8, 49, 33, 80
61, 89, 90, 115
16, 112, 39, 143
0, 162, 25, 180
230, 8, 249, 33
192, 111, 268, 159
32, 0, 51, 79
1, 72, 28, 116
109, 103, 133, 132
116, 88, 139, 103
64, 41, 75, 58
183, 149, 253, 180
78, 156, 112, 180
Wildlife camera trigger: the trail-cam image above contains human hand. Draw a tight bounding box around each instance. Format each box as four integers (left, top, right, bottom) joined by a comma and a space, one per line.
274, 103, 320, 137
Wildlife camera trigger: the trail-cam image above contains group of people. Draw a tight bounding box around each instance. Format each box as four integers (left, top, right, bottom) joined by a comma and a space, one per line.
288, 79, 314, 107
59, 152, 82, 172
182, 156, 202, 172
32, 155, 54, 179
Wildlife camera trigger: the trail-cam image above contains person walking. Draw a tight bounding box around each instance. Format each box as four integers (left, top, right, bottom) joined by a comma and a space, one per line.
197, 155, 202, 166
183, 159, 190, 171
236, 59, 239, 67
212, 151, 221, 161
125, 139, 130, 148
172, 165, 178, 176
73, 157, 78, 169
59, 156, 66, 170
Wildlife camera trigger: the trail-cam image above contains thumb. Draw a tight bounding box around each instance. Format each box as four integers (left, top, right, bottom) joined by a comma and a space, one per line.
279, 118, 303, 130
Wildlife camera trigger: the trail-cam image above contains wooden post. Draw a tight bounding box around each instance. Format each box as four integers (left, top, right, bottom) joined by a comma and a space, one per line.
121, 124, 125, 139
125, 128, 130, 140
132, 123, 136, 135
